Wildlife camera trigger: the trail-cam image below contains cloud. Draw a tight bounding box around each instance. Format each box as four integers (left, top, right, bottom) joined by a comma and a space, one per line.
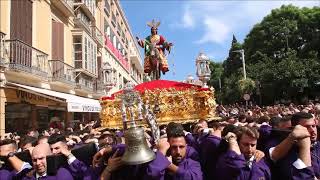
174, 1, 319, 45
195, 17, 230, 44
169, 5, 195, 29
182, 6, 195, 28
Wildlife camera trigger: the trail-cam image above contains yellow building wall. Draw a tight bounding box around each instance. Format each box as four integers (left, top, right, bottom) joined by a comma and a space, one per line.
95, 1, 103, 32
33, 0, 52, 58
0, 0, 10, 36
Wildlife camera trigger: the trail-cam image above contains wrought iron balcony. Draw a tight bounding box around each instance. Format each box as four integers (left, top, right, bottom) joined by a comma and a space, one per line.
48, 59, 75, 86
4, 39, 48, 78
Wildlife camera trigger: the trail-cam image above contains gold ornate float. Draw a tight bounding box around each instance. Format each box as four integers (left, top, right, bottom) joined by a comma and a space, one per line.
100, 80, 218, 129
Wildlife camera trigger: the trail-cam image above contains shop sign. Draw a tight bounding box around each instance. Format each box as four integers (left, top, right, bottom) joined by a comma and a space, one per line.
16, 90, 49, 102
68, 103, 101, 112
82, 105, 101, 112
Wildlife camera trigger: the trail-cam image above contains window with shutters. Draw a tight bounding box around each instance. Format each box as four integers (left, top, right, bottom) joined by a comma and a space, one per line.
52, 20, 64, 60
11, 0, 32, 45
84, 37, 88, 69
73, 36, 82, 69
73, 35, 97, 75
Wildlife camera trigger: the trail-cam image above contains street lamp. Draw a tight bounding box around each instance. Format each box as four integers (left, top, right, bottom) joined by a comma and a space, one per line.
232, 49, 246, 79
196, 52, 211, 88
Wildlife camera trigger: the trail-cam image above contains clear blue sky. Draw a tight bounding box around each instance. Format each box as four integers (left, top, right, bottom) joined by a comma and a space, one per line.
120, 0, 319, 81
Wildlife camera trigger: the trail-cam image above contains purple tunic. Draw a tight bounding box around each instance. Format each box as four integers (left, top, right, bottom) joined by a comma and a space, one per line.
0, 169, 16, 180
215, 150, 271, 180
310, 142, 320, 178
292, 166, 316, 180
265, 139, 320, 179
19, 167, 74, 180
257, 125, 272, 151
198, 135, 221, 180
186, 145, 200, 162
68, 159, 101, 180
185, 133, 197, 149
145, 151, 203, 180
100, 143, 150, 180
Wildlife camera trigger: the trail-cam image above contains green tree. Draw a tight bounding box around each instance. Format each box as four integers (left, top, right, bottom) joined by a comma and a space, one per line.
238, 78, 256, 95
212, 5, 320, 104
208, 61, 223, 89
223, 35, 243, 77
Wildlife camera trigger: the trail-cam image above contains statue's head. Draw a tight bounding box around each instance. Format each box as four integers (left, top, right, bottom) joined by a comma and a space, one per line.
147, 19, 160, 35
151, 27, 158, 35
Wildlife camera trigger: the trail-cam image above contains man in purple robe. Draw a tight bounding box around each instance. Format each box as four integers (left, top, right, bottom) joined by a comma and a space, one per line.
145, 123, 203, 180
48, 133, 100, 180
197, 132, 221, 180
268, 112, 320, 179
0, 139, 32, 180
98, 140, 200, 179
17, 143, 73, 180
215, 126, 272, 180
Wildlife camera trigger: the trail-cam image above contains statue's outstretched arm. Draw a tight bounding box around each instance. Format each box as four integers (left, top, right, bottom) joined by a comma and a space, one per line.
136, 36, 144, 48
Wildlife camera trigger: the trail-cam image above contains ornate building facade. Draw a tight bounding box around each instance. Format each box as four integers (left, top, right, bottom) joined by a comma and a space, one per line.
0, 0, 143, 135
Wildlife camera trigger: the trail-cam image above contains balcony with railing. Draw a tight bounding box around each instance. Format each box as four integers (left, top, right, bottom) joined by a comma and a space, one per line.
75, 74, 94, 92
92, 26, 104, 48
48, 60, 75, 86
4, 39, 48, 78
73, 0, 95, 21
51, 0, 74, 17
105, 35, 129, 71
93, 79, 105, 94
74, 11, 92, 34
0, 32, 7, 67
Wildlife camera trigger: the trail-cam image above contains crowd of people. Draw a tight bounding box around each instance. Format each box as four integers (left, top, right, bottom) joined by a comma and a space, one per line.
0, 102, 320, 179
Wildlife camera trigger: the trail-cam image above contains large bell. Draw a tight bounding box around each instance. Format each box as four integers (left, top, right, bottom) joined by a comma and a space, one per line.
120, 81, 157, 165
121, 126, 155, 165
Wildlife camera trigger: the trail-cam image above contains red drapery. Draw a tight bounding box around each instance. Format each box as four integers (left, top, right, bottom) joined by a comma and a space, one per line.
101, 80, 208, 101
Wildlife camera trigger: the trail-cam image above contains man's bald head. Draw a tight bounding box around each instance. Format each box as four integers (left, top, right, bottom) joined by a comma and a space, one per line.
32, 143, 52, 158
32, 143, 52, 176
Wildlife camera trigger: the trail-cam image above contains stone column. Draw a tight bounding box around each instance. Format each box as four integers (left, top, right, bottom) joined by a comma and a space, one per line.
65, 111, 72, 128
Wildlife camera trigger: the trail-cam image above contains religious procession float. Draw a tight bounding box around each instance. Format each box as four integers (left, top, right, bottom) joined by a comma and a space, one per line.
99, 19, 218, 130
98, 19, 218, 165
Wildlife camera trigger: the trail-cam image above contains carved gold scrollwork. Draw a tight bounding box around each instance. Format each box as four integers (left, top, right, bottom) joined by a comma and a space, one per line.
100, 87, 219, 129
